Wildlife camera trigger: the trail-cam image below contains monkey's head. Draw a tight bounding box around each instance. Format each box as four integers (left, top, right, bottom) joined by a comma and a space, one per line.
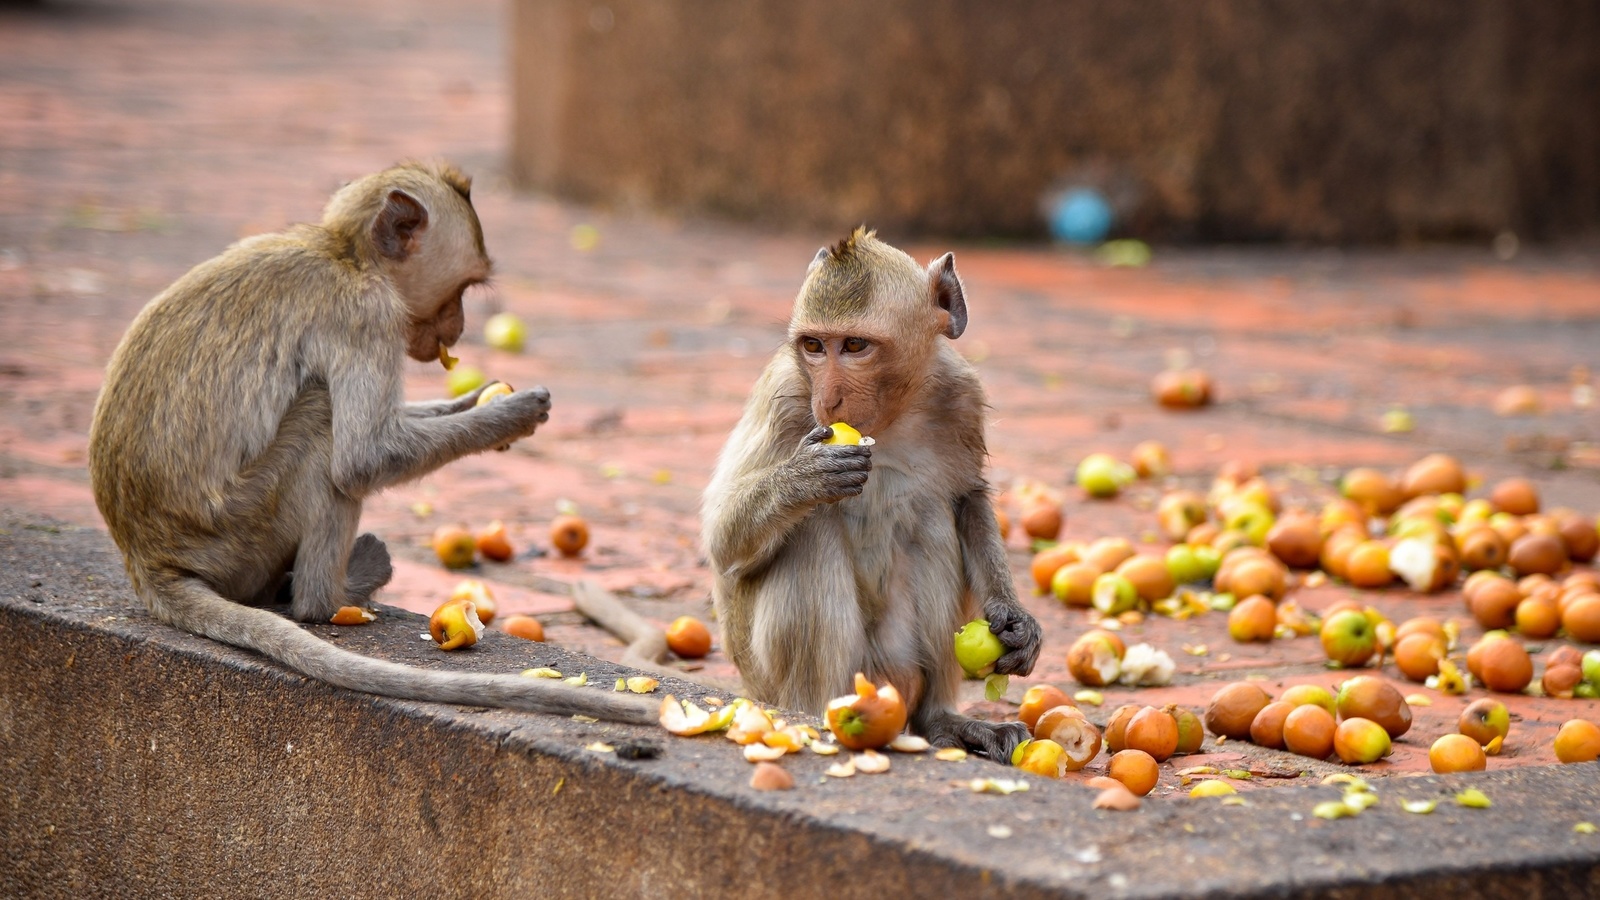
787, 227, 967, 436
324, 161, 493, 362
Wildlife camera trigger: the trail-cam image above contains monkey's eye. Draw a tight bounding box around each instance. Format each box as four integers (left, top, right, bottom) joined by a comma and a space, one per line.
801, 337, 825, 354
842, 337, 870, 354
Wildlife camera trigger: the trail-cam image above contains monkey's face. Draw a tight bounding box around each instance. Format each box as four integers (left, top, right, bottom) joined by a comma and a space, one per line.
796, 333, 907, 435
390, 200, 491, 363
404, 284, 471, 362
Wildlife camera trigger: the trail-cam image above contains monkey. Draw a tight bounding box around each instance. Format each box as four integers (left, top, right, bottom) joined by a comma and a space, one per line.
87, 161, 654, 725
701, 228, 1042, 760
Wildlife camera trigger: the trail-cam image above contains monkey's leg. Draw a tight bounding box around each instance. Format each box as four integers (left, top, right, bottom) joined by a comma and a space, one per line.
914, 679, 1031, 762
344, 533, 394, 604
285, 487, 367, 622
746, 531, 866, 713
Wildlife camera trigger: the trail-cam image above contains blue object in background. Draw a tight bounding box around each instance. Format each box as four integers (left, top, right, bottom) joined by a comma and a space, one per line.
1047, 188, 1114, 245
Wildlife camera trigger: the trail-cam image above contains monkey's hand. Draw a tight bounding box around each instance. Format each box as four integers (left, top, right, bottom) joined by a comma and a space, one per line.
922, 712, 1031, 762
472, 386, 552, 447
984, 599, 1042, 677
785, 425, 871, 505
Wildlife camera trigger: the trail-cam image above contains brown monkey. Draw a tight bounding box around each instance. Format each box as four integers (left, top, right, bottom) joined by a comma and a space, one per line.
88, 161, 653, 724
702, 228, 1041, 759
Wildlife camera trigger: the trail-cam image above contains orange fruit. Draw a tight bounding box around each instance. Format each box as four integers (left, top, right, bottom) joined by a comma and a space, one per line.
1281, 704, 1337, 760
549, 514, 590, 557
1488, 477, 1539, 515
1508, 533, 1566, 577
1116, 553, 1176, 602
1475, 638, 1533, 693
1030, 544, 1080, 594
1400, 453, 1467, 499
1394, 616, 1445, 643
1456, 526, 1509, 572
501, 614, 546, 642
1248, 701, 1295, 749
1543, 663, 1583, 698
1469, 577, 1522, 630
1428, 734, 1487, 773
1082, 537, 1136, 573
1204, 682, 1272, 740
1019, 500, 1064, 541
475, 520, 515, 563
431, 525, 477, 569
1266, 513, 1323, 569
1228, 595, 1279, 642
1123, 707, 1179, 762
1103, 704, 1141, 753
1344, 541, 1394, 589
1106, 749, 1160, 797
1392, 632, 1445, 682
1051, 562, 1100, 608
1341, 468, 1403, 517
665, 616, 713, 658
1554, 720, 1600, 763
1017, 685, 1074, 731
1228, 556, 1288, 602
1562, 594, 1600, 642
1515, 595, 1562, 639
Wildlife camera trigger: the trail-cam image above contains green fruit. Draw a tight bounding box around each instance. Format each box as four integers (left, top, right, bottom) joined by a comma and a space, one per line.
1223, 502, 1275, 547
1076, 453, 1134, 499
445, 364, 487, 398
484, 312, 527, 353
954, 619, 1004, 678
1583, 650, 1600, 685
1091, 573, 1139, 616
1193, 545, 1222, 579
1165, 544, 1207, 585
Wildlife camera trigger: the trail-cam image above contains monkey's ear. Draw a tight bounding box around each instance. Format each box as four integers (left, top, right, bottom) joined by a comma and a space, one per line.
806, 246, 830, 273
374, 189, 429, 261
929, 252, 967, 339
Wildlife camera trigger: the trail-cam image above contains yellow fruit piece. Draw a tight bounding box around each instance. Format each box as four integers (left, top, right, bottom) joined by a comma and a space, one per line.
1313, 801, 1357, 819
1575, 822, 1597, 834
563, 673, 588, 686
1455, 788, 1492, 809
824, 422, 863, 446
428, 599, 484, 650
438, 342, 458, 370
1188, 780, 1237, 798
1401, 799, 1438, 814
934, 747, 969, 762
522, 667, 562, 679
658, 696, 712, 736
625, 676, 660, 694
475, 381, 514, 406
329, 606, 375, 626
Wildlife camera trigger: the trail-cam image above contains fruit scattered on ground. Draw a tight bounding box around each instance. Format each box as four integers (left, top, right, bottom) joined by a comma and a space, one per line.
666, 616, 713, 658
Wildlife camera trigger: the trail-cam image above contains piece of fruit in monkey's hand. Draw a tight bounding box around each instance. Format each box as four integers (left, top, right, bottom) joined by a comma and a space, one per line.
429, 599, 484, 650
474, 382, 515, 450
823, 422, 875, 447
826, 673, 908, 751
954, 619, 1005, 678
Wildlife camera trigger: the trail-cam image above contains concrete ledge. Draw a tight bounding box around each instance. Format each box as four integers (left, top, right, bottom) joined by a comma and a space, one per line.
3, 517, 1600, 899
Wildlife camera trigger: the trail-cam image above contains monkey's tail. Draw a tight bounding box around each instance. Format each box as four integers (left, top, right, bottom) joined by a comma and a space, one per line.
147, 573, 659, 726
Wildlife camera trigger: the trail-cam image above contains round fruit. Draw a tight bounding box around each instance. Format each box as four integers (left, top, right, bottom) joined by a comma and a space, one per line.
429, 599, 485, 650
1020, 500, 1064, 540
1032, 706, 1102, 770
1228, 595, 1278, 642
431, 525, 477, 569
449, 579, 498, 625
826, 674, 908, 751
1067, 631, 1125, 686
474, 381, 514, 406
1562, 594, 1600, 642
1017, 685, 1074, 731
475, 520, 515, 563
1091, 573, 1139, 616
549, 515, 590, 557
1076, 453, 1134, 499
1457, 526, 1509, 572
666, 616, 713, 658
1051, 563, 1100, 608
1507, 533, 1566, 577
1130, 441, 1171, 479
1488, 477, 1539, 516
445, 364, 487, 397
1469, 577, 1522, 631
1543, 663, 1583, 698
1115, 554, 1175, 602
1401, 453, 1467, 499
1279, 684, 1338, 716
1082, 537, 1136, 573
1458, 698, 1511, 747
1152, 368, 1212, 409
1266, 513, 1323, 569
1123, 707, 1179, 762
1553, 719, 1600, 763
1320, 609, 1378, 668
1157, 490, 1209, 542
1475, 638, 1533, 693
1342, 468, 1403, 517
1547, 644, 1585, 670
1204, 682, 1272, 740
1030, 545, 1079, 593
1394, 616, 1446, 643
1336, 675, 1412, 739
1107, 749, 1160, 796
1228, 556, 1288, 602
954, 619, 1005, 678
1333, 717, 1392, 764
1392, 632, 1445, 682
500, 614, 545, 641
1515, 595, 1562, 639
823, 422, 864, 445
1103, 704, 1141, 753
483, 312, 527, 352
1344, 541, 1394, 589
1282, 704, 1337, 759
1429, 734, 1487, 773
1015, 738, 1069, 778
1249, 701, 1295, 749
1165, 704, 1205, 754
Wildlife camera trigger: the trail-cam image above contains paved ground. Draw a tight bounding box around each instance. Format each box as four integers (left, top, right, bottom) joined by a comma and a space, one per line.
4, 0, 1600, 799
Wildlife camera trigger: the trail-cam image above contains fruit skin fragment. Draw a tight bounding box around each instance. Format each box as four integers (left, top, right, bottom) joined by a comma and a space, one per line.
523, 667, 562, 679
934, 747, 969, 762
1575, 822, 1598, 834
853, 750, 891, 774
659, 695, 713, 736
749, 762, 794, 791
1188, 780, 1237, 798
563, 672, 588, 686
743, 743, 787, 763
625, 676, 660, 694
1073, 690, 1104, 706
1093, 786, 1141, 811
968, 777, 1029, 795
1455, 788, 1492, 809
888, 734, 931, 753
1313, 801, 1357, 820
329, 606, 376, 626
1401, 799, 1438, 814
825, 760, 856, 778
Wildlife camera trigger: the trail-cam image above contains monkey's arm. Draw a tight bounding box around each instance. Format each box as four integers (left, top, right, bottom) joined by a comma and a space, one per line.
404, 382, 492, 418
957, 489, 1041, 676
703, 425, 870, 579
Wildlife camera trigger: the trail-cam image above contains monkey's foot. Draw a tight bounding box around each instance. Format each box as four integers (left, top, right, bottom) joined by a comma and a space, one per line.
922, 714, 1030, 762
345, 533, 394, 603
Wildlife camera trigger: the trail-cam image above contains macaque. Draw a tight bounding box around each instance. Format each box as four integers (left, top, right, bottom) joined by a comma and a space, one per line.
87, 161, 653, 724
702, 228, 1041, 758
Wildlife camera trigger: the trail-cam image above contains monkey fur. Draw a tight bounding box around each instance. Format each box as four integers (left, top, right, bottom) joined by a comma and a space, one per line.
702, 228, 1042, 759
88, 161, 654, 724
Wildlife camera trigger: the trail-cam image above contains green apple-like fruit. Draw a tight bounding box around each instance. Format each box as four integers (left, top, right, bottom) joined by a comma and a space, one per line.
1333, 717, 1392, 764
1582, 650, 1600, 686
1156, 490, 1208, 541
1458, 697, 1510, 747
1165, 544, 1208, 585
954, 619, 1005, 678
445, 364, 487, 397
1091, 573, 1139, 616
1320, 609, 1377, 668
483, 312, 527, 353
1077, 453, 1135, 499
1223, 501, 1276, 547
1193, 545, 1222, 580
1279, 683, 1338, 717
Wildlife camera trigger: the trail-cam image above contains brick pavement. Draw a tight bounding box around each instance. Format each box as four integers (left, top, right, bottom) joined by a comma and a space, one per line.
4, 0, 1600, 796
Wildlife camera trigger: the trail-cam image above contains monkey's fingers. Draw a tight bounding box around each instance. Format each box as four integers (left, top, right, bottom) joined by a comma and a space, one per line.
987, 607, 1043, 677
962, 719, 1030, 761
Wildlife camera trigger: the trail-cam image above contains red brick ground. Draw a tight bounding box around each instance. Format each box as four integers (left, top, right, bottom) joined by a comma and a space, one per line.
3, 0, 1600, 795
